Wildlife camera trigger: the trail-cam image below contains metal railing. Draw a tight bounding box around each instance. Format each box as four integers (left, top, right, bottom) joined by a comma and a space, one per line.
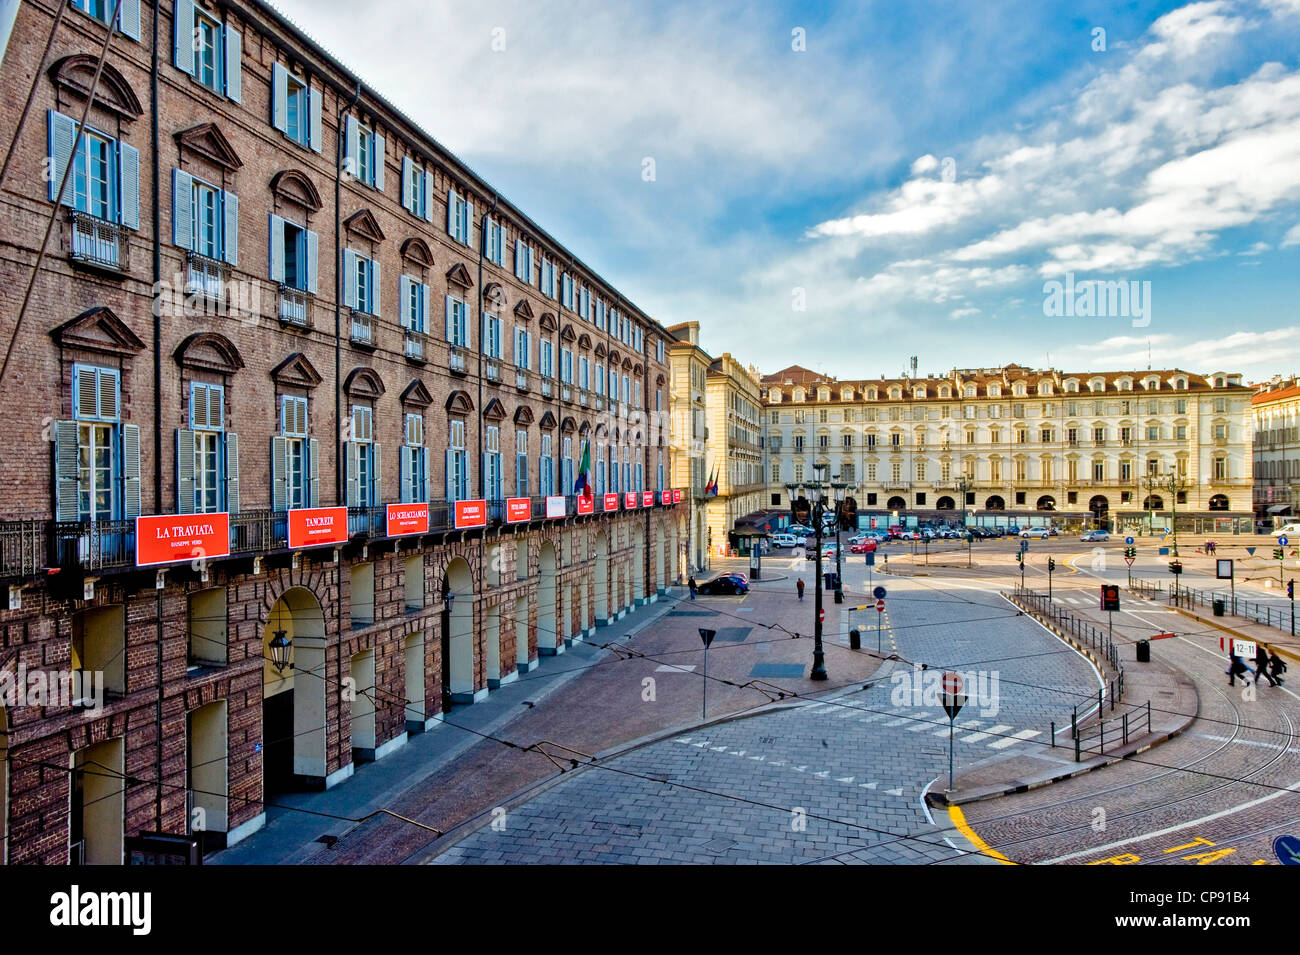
68, 210, 129, 272
540, 380, 553, 398
1073, 700, 1151, 761
349, 310, 374, 346
485, 358, 501, 382
1131, 578, 1295, 633
404, 329, 427, 362
51, 519, 135, 571
278, 286, 310, 327
186, 251, 226, 301
515, 369, 529, 391
0, 520, 46, 578
448, 346, 468, 374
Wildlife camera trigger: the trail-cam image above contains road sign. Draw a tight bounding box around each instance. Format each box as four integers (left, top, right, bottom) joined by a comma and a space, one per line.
873, 585, 887, 599
866, 552, 875, 566
1220, 636, 1256, 659
1281, 536, 1290, 547
1275, 835, 1300, 865
1101, 584, 1120, 611
1216, 559, 1233, 580
875, 599, 885, 612
818, 608, 825, 623
698, 628, 716, 648
1125, 536, 1134, 545
941, 671, 966, 718
1124, 555, 1135, 567
1247, 547, 1257, 556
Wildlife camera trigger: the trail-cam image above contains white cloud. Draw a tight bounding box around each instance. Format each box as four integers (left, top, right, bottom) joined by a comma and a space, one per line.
1282, 223, 1300, 246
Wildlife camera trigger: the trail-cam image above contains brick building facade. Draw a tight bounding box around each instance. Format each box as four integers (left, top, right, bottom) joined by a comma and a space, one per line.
0, 0, 683, 863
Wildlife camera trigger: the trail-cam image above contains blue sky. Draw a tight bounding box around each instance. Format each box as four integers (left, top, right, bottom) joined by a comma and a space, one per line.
271, 0, 1300, 382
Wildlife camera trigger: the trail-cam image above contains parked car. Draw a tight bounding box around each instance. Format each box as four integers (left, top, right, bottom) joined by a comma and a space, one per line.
695, 573, 749, 595
805, 546, 838, 561
1081, 529, 1110, 542
770, 533, 805, 549
787, 524, 814, 537
850, 539, 877, 554
1272, 523, 1300, 539
1020, 527, 1051, 539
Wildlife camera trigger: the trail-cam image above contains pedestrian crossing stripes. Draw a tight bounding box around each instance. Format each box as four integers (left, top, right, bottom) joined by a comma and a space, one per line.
988, 728, 1042, 749
961, 723, 1012, 743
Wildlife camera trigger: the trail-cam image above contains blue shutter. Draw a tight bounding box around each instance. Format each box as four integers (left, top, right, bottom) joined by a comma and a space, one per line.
221, 189, 238, 266
369, 259, 381, 316
177, 429, 195, 514
117, 141, 139, 229
345, 115, 359, 177
271, 436, 286, 511
422, 170, 434, 223
401, 157, 412, 212
47, 111, 76, 206
225, 433, 239, 514
118, 0, 142, 40
271, 62, 288, 134
223, 24, 241, 102
373, 132, 385, 191
308, 88, 323, 153
122, 424, 141, 519
173, 0, 195, 76
268, 214, 285, 282
305, 229, 319, 294
172, 168, 193, 249
54, 420, 80, 522
343, 250, 358, 308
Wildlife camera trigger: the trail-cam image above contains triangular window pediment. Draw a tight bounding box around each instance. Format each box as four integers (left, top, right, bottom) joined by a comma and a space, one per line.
446, 262, 473, 288
514, 299, 535, 321
513, 405, 535, 426
52, 306, 145, 357
402, 379, 434, 408
271, 352, 323, 389
344, 209, 385, 243
539, 411, 557, 430
175, 123, 243, 171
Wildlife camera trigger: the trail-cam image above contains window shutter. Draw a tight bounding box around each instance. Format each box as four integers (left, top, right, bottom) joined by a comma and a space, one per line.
398, 275, 411, 329
221, 190, 238, 266
345, 115, 359, 176
445, 450, 455, 502
271, 435, 286, 510
122, 424, 141, 519
117, 141, 140, 229
372, 445, 382, 503
305, 229, 319, 294
223, 25, 241, 102
98, 369, 119, 420
271, 62, 288, 134
446, 188, 456, 236
445, 295, 455, 342
225, 433, 239, 514
464, 197, 473, 247
421, 282, 430, 332
47, 111, 76, 206
373, 133, 385, 191
369, 259, 381, 316
118, 0, 142, 40
343, 249, 358, 308
177, 429, 195, 514
268, 214, 285, 282
189, 383, 207, 430
399, 446, 410, 503
172, 168, 193, 249
422, 171, 434, 223
401, 157, 412, 212
308, 438, 320, 506
346, 442, 359, 506
54, 421, 79, 522
308, 88, 323, 153
173, 0, 195, 76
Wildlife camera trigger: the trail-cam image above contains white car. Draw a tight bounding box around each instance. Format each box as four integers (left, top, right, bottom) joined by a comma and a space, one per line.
770, 533, 805, 549
1020, 527, 1051, 539
1272, 523, 1300, 539
1080, 529, 1110, 542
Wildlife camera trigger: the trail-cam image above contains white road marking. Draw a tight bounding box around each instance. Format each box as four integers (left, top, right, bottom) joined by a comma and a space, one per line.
907, 721, 938, 732
988, 728, 1042, 750
857, 713, 888, 724
883, 717, 912, 727
655, 664, 696, 673
859, 782, 877, 789
937, 720, 981, 737
962, 723, 1012, 743
885, 787, 904, 796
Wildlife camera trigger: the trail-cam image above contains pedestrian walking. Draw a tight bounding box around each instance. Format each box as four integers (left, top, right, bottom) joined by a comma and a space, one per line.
796, 577, 805, 601
1256, 645, 1279, 687
1269, 650, 1287, 685
1227, 652, 1251, 686
688, 576, 697, 600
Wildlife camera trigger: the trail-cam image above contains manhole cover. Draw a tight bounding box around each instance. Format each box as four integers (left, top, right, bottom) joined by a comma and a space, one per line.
703, 837, 736, 854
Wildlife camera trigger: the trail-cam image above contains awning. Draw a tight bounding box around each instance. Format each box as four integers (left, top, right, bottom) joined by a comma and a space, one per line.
1267, 504, 1292, 513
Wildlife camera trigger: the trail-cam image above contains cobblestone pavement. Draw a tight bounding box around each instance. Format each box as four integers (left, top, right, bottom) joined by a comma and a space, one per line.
430, 570, 1102, 864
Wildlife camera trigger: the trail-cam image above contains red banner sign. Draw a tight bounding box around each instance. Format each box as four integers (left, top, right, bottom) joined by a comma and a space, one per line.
454, 499, 488, 529
386, 502, 428, 537
577, 494, 594, 515
673, 488, 683, 503
661, 490, 671, 505
642, 491, 653, 507
288, 506, 349, 549
603, 493, 620, 512
625, 492, 639, 509
506, 497, 531, 523
136, 513, 230, 566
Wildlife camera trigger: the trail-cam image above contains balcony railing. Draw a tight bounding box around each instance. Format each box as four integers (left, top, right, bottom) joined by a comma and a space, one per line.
0, 520, 45, 579
185, 251, 226, 302
578, 389, 588, 407
540, 379, 553, 398
515, 369, 529, 391
449, 346, 468, 375
278, 286, 311, 327
560, 384, 572, 402
67, 210, 129, 273
52, 518, 135, 571
485, 358, 501, 382
350, 310, 375, 348
404, 329, 427, 363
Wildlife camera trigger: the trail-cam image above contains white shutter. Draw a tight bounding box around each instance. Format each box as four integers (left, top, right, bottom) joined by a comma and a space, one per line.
423, 171, 434, 223
445, 296, 455, 342
401, 157, 412, 212
223, 25, 241, 102
464, 197, 473, 247
446, 188, 456, 236
308, 438, 320, 506
177, 429, 195, 514
172, 168, 193, 249
271, 436, 286, 510
173, 0, 195, 76
398, 275, 412, 329
345, 115, 359, 177
373, 132, 385, 191
54, 421, 80, 522
271, 62, 289, 134
305, 229, 319, 294
268, 214, 285, 282
308, 88, 323, 153
118, 0, 142, 41
421, 282, 430, 333
48, 111, 76, 206
122, 424, 141, 519
225, 433, 239, 514
117, 141, 140, 229
369, 259, 381, 316
343, 249, 358, 308
221, 189, 238, 266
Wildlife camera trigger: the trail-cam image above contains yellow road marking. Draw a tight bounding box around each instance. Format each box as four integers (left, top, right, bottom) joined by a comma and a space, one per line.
947, 804, 1015, 865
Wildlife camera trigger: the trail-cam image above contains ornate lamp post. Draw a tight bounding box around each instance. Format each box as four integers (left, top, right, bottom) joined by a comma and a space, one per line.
787, 464, 855, 680
956, 473, 973, 527
1163, 469, 1191, 557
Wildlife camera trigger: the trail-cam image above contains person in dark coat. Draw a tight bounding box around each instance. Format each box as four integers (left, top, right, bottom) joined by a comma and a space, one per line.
796, 578, 805, 601
1256, 645, 1278, 687
1268, 650, 1287, 685
688, 576, 697, 600
1227, 652, 1251, 686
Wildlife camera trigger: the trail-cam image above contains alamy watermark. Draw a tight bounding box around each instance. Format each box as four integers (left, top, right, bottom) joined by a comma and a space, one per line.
890, 666, 1001, 717
1, 665, 104, 713
1042, 272, 1150, 327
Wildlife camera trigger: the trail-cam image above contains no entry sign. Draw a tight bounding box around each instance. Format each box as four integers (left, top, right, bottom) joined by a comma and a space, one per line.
875, 599, 885, 612
942, 671, 966, 718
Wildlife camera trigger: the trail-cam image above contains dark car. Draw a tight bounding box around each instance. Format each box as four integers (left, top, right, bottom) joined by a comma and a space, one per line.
695, 573, 749, 596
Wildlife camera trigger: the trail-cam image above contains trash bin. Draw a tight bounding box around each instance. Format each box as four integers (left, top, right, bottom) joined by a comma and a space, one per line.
1136, 639, 1150, 662
1213, 599, 1224, 617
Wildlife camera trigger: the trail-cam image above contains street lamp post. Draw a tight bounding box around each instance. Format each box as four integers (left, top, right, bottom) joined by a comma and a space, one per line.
1163, 469, 1190, 558
788, 465, 854, 681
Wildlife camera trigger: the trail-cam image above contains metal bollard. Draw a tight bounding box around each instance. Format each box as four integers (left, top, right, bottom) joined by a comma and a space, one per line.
1051, 721, 1056, 748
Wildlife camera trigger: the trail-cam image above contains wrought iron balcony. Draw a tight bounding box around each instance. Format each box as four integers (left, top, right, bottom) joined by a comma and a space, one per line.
0, 519, 45, 579
185, 251, 227, 303
349, 310, 375, 348
278, 286, 311, 328
485, 358, 501, 382
448, 345, 469, 375
515, 369, 529, 391
67, 210, 129, 273
404, 329, 427, 363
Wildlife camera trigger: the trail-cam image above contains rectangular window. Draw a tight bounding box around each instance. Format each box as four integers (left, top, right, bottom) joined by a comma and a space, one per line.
561, 274, 574, 309
402, 413, 427, 503
448, 419, 468, 501
482, 313, 503, 358
561, 348, 573, 384
400, 157, 433, 221
541, 341, 554, 378
445, 296, 470, 346
516, 430, 528, 495
447, 188, 472, 245
400, 275, 429, 333
174, 0, 240, 101
1093, 461, 1104, 481
172, 169, 237, 267
541, 259, 556, 298
269, 215, 318, 294
485, 217, 506, 266
486, 426, 503, 500
515, 240, 534, 284
540, 434, 554, 496
514, 328, 531, 369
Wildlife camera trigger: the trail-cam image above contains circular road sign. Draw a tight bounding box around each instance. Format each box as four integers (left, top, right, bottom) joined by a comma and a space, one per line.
1275, 835, 1300, 865
1280, 536, 1290, 546
875, 599, 885, 612
1125, 536, 1134, 545
942, 671, 964, 695
873, 585, 887, 599
818, 608, 825, 623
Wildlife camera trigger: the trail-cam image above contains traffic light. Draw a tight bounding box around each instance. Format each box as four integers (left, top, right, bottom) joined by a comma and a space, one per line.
1124, 546, 1137, 559
1169, 560, 1183, 575
1048, 558, 1056, 572
1276, 548, 1286, 560
1289, 579, 1295, 600
1100, 584, 1120, 612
